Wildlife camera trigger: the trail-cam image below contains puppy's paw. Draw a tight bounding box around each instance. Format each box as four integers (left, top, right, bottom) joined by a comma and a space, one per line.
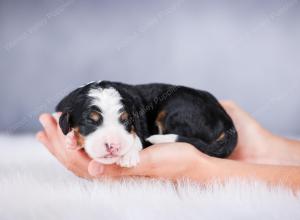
146, 134, 178, 144
117, 150, 140, 168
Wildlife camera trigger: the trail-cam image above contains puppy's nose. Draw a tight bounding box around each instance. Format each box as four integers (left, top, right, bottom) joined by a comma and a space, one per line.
105, 142, 120, 154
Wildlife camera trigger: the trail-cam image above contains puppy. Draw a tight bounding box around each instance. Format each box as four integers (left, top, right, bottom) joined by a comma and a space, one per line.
56, 81, 237, 167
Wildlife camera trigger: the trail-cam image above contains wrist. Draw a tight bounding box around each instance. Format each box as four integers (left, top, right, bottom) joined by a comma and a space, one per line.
200, 157, 251, 183
243, 126, 283, 164
263, 133, 300, 165
191, 153, 224, 183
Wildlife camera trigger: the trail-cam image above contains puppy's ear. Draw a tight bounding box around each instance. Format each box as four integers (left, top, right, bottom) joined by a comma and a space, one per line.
59, 112, 72, 135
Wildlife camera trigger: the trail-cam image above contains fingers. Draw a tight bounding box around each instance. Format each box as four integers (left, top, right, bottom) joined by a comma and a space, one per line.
39, 113, 59, 138
66, 130, 81, 150
38, 113, 69, 158
220, 100, 236, 107
220, 100, 252, 119
52, 112, 61, 123
66, 149, 93, 179
220, 100, 238, 113
36, 131, 55, 154
39, 113, 69, 150
219, 100, 244, 125
88, 160, 107, 176
36, 131, 48, 145
38, 113, 95, 179
53, 112, 65, 137
220, 100, 255, 124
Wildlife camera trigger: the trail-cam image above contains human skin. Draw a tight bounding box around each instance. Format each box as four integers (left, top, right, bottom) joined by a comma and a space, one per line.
36, 101, 300, 191
223, 101, 300, 166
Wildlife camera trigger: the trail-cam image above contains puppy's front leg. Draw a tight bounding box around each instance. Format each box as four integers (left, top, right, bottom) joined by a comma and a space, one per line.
117, 137, 143, 168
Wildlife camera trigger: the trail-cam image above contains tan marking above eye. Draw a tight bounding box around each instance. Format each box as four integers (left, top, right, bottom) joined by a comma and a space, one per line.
89, 111, 102, 122
120, 111, 129, 121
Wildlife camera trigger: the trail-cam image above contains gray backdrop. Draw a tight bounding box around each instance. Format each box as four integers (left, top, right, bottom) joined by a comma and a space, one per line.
0, 0, 299, 135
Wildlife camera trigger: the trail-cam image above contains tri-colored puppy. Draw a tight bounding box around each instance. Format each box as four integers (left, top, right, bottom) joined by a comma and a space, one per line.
56, 81, 238, 167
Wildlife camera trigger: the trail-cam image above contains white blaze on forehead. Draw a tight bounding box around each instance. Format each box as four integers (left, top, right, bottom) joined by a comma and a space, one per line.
88, 87, 123, 121
85, 86, 142, 167
85, 86, 135, 163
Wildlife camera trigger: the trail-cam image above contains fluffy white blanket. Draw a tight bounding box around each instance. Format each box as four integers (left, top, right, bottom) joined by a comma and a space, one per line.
0, 135, 299, 220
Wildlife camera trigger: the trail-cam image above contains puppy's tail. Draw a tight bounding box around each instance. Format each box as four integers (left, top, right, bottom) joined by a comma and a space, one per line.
177, 126, 238, 158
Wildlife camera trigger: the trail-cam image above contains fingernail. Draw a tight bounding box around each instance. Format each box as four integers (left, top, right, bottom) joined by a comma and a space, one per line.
88, 162, 104, 176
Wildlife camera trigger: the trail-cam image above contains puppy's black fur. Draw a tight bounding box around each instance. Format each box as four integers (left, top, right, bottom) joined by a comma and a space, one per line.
56, 81, 238, 158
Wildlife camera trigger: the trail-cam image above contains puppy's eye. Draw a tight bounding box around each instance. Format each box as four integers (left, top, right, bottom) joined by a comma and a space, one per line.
89, 111, 102, 122
119, 112, 129, 124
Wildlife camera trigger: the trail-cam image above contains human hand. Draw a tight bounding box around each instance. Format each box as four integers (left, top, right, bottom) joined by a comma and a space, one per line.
220, 101, 274, 163
36, 100, 282, 180
36, 113, 213, 181
36, 113, 93, 178
37, 102, 300, 189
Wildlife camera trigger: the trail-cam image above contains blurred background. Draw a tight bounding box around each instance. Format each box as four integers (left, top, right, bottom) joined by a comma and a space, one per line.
0, 0, 299, 136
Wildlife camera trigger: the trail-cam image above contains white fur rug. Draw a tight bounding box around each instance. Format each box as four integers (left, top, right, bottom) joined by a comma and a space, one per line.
0, 135, 299, 220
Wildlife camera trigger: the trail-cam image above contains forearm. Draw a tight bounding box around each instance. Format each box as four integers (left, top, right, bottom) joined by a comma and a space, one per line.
195, 157, 300, 193
261, 132, 300, 165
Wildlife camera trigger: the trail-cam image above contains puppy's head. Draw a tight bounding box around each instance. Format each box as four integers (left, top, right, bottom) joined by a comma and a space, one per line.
56, 82, 138, 164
